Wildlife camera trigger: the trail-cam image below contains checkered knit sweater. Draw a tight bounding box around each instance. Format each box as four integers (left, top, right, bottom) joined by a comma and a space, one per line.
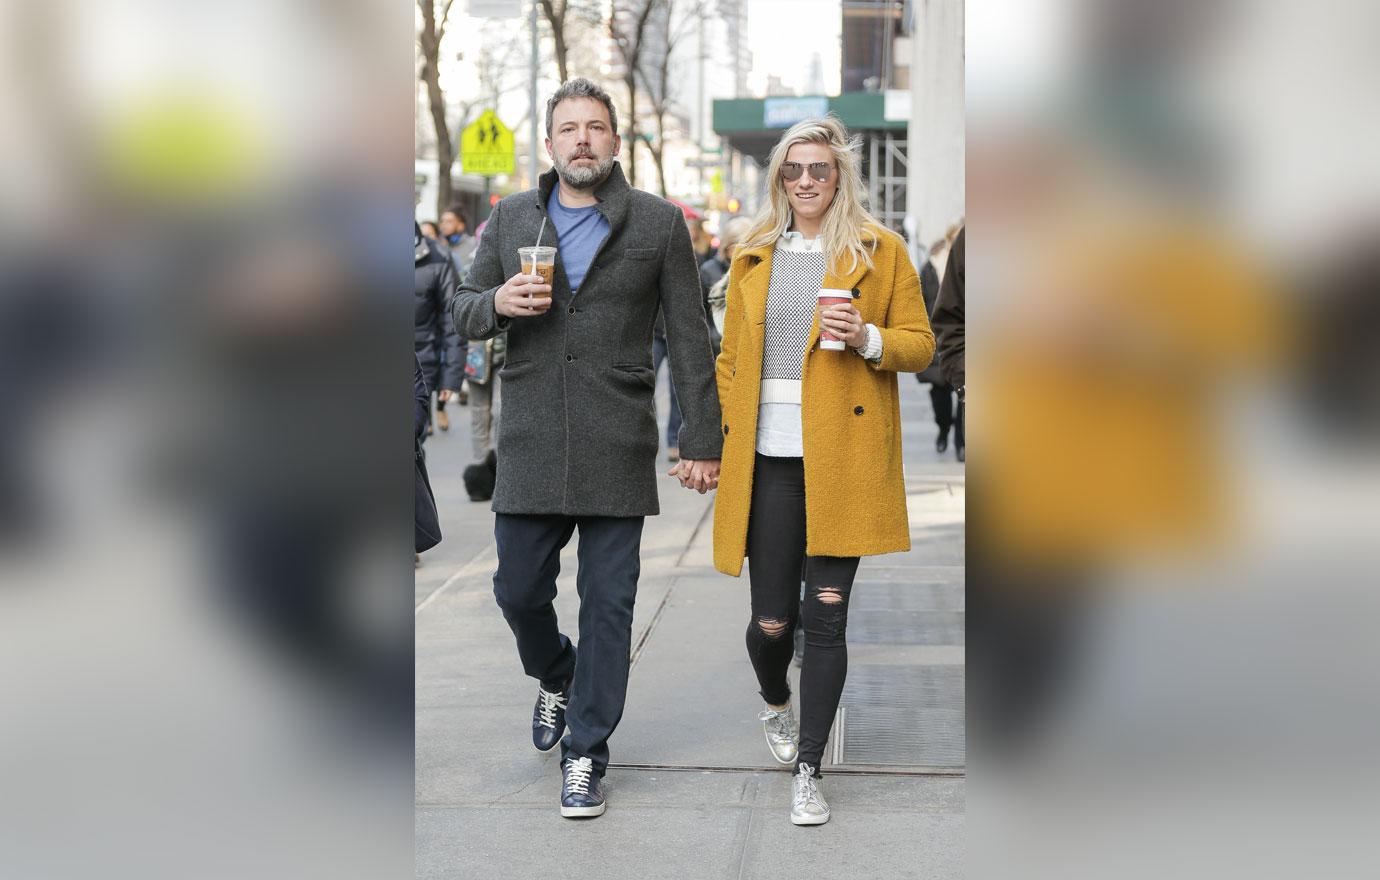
757, 233, 826, 456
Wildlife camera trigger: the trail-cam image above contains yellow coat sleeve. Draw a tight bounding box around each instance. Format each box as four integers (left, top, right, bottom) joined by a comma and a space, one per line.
873, 238, 936, 374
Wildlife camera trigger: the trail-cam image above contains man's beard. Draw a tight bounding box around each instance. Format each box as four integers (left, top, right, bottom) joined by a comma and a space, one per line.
554, 150, 615, 189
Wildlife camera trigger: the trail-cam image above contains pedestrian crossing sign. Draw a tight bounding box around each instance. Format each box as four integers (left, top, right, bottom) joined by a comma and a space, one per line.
461, 110, 515, 176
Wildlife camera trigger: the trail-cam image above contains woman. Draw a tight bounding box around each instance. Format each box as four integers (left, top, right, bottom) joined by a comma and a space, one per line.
713, 117, 934, 826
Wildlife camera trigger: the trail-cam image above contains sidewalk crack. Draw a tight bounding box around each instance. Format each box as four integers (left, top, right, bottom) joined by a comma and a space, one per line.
488, 773, 546, 806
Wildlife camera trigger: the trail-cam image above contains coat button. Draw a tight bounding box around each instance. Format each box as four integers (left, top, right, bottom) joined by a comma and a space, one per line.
854, 406, 864, 415
568, 306, 576, 314
566, 354, 574, 362
851, 287, 861, 298
723, 425, 729, 435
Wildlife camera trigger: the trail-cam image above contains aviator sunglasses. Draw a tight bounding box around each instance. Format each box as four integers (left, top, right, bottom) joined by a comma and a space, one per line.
780, 161, 834, 183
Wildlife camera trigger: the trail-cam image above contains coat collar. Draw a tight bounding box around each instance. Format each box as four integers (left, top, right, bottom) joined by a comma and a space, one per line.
735, 225, 886, 291
536, 162, 631, 231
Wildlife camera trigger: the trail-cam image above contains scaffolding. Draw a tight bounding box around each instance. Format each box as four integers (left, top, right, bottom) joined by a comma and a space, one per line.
865, 130, 908, 235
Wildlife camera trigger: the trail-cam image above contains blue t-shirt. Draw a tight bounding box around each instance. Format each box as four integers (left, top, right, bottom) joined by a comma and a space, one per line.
546, 189, 610, 294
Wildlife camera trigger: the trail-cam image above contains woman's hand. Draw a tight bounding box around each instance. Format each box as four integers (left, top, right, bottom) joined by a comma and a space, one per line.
820, 302, 868, 349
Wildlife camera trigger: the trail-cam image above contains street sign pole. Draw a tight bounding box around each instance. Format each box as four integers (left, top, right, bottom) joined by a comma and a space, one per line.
697, 15, 705, 198
529, 1, 539, 187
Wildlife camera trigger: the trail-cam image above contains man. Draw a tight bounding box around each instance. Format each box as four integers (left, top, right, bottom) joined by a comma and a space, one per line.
414, 222, 464, 439
452, 78, 722, 819
438, 207, 478, 276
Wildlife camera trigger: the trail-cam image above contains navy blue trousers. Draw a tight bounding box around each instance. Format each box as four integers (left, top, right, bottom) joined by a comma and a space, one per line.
493, 513, 644, 776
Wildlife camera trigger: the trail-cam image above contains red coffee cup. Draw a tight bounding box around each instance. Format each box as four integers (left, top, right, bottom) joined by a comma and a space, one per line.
817, 288, 852, 350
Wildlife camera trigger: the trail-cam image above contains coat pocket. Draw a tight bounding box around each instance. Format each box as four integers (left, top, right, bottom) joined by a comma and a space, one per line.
498, 358, 533, 379
610, 363, 655, 390
625, 247, 658, 261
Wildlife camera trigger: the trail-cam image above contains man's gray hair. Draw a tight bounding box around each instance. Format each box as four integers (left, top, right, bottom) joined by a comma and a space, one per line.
545, 78, 619, 138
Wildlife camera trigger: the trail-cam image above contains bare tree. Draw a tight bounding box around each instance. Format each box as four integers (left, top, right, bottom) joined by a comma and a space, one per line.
609, 0, 659, 186
418, 6, 530, 215
417, 0, 459, 218
461, 25, 529, 129
637, 0, 698, 197
540, 0, 607, 85
538, 0, 572, 84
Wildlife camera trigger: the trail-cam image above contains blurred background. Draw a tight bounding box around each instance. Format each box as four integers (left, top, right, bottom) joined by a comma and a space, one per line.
966, 1, 1380, 878
0, 1, 414, 878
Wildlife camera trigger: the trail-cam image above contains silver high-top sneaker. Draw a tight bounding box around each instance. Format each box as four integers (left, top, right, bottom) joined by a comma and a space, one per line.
758, 704, 799, 764
790, 763, 830, 826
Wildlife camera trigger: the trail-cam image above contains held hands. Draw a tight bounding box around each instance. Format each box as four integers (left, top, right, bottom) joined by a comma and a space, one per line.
494, 271, 553, 318
819, 302, 868, 349
667, 458, 721, 494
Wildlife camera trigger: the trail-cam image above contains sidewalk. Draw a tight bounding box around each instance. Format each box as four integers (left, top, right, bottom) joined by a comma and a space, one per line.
416, 374, 964, 879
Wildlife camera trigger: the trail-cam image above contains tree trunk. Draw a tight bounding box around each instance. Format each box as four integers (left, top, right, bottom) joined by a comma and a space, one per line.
540, 0, 570, 84
418, 1, 453, 218
623, 71, 639, 185
652, 111, 667, 197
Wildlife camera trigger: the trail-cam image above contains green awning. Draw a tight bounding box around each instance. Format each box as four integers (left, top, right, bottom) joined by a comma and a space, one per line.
712, 92, 906, 165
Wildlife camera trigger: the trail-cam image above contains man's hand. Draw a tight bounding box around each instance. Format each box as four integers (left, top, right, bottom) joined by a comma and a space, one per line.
667, 458, 721, 494
494, 271, 553, 318
820, 302, 868, 349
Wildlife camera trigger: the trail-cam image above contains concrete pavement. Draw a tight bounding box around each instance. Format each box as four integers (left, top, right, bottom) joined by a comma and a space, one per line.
416, 371, 964, 879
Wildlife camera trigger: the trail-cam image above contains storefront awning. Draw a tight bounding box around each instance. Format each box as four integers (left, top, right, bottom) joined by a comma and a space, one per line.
712, 92, 908, 166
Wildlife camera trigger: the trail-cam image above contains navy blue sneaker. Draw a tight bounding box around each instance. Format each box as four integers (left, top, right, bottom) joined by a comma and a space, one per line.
532, 681, 570, 752
560, 757, 605, 818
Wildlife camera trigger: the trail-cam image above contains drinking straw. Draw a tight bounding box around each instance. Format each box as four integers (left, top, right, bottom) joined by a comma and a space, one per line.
533, 217, 547, 275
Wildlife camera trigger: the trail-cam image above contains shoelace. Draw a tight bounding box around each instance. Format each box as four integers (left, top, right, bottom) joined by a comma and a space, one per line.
537, 688, 567, 730
565, 758, 594, 795
758, 707, 795, 739
793, 764, 823, 810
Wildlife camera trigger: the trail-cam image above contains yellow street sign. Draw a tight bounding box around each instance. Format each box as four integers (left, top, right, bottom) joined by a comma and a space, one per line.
460, 110, 515, 176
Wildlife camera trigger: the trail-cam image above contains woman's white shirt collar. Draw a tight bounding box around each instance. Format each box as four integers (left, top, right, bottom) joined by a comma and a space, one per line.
776, 229, 824, 253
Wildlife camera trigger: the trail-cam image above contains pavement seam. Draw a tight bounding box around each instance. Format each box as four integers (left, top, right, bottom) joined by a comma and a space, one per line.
604, 762, 964, 777
673, 494, 716, 568
628, 575, 677, 671
415, 540, 497, 616
732, 793, 757, 880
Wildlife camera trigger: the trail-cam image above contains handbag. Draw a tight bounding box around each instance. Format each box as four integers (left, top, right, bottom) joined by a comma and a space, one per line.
464, 339, 493, 385
415, 439, 442, 553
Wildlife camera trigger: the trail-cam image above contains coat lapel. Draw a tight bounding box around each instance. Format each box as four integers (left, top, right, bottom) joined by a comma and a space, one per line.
732, 244, 773, 325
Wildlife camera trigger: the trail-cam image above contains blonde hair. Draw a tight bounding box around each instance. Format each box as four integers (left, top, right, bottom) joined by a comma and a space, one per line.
740, 115, 882, 274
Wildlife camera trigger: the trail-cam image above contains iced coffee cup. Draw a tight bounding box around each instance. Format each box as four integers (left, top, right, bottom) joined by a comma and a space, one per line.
817, 288, 853, 350
518, 246, 557, 313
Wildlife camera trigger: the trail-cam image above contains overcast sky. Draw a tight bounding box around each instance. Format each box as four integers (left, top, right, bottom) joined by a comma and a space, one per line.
745, 0, 843, 95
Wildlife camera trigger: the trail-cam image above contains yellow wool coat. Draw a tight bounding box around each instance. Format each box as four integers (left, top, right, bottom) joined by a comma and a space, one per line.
712, 227, 935, 576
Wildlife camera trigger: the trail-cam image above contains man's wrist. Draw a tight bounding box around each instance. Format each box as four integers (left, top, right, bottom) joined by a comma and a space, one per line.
491, 291, 512, 328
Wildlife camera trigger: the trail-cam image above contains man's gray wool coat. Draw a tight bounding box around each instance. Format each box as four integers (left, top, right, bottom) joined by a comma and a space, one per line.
452, 164, 723, 517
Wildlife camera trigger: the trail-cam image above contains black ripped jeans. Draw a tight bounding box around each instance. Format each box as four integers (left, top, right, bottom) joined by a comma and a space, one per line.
744, 454, 860, 770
